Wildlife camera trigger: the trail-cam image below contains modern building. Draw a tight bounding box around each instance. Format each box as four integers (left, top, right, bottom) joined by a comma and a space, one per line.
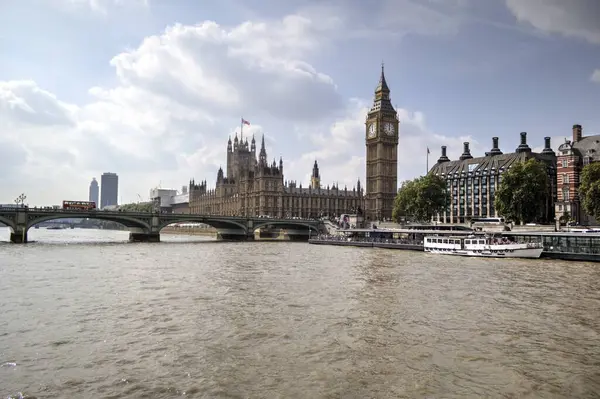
555, 124, 600, 225
364, 64, 399, 221
429, 132, 557, 224
88, 178, 99, 205
100, 172, 119, 209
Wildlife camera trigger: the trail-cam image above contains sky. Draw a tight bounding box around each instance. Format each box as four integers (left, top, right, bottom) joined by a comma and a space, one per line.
0, 0, 599, 206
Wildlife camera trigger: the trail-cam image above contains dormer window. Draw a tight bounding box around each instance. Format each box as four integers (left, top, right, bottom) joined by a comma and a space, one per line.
583, 156, 590, 166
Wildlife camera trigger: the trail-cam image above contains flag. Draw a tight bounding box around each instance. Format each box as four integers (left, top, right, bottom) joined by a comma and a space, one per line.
427, 146, 430, 154
242, 118, 251, 126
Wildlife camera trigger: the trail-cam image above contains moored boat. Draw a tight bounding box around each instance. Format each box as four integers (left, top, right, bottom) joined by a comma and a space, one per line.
424, 234, 543, 259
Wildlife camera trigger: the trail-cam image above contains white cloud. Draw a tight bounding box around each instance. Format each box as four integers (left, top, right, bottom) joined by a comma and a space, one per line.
506, 0, 600, 44
292, 99, 484, 189
592, 69, 600, 83
0, 3, 473, 206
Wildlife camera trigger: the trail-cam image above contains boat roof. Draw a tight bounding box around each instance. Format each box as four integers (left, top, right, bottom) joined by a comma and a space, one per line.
338, 228, 475, 235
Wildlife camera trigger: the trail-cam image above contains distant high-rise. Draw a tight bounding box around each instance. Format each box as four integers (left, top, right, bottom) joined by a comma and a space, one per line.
100, 172, 119, 208
89, 178, 99, 205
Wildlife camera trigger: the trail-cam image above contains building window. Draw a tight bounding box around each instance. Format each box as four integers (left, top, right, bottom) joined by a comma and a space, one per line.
562, 159, 568, 168
584, 156, 590, 166
563, 188, 570, 201
563, 173, 569, 184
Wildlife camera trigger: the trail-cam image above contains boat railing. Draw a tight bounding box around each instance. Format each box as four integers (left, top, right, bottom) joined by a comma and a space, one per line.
312, 234, 423, 245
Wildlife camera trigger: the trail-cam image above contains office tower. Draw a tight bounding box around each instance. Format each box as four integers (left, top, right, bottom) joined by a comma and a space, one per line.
100, 172, 119, 208
89, 178, 99, 205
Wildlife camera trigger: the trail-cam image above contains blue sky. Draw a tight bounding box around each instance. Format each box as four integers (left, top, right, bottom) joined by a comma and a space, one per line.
0, 0, 599, 205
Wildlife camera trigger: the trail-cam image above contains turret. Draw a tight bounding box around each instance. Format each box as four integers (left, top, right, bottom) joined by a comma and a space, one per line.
217, 166, 224, 183
311, 160, 321, 189
542, 136, 555, 156
437, 146, 450, 163
279, 156, 283, 173
488, 137, 503, 156
227, 136, 232, 152
258, 134, 267, 166
515, 132, 531, 153
251, 135, 256, 152
459, 142, 473, 161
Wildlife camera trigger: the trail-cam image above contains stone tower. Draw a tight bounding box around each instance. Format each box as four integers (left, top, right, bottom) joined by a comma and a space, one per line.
311, 160, 321, 189
365, 64, 399, 221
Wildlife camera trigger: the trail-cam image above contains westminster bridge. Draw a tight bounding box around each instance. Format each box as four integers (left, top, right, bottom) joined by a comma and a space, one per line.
0, 207, 322, 243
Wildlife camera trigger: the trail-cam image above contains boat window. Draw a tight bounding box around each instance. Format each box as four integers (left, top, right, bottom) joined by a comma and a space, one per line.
478, 240, 484, 244
443, 239, 448, 244
465, 240, 470, 244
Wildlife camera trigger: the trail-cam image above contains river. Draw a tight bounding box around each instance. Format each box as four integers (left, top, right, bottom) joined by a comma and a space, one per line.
1, 227, 599, 398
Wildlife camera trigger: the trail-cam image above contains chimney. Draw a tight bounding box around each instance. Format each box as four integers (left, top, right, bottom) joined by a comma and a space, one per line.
572, 124, 582, 142
459, 142, 473, 160
542, 136, 555, 156
516, 132, 531, 153
437, 145, 450, 163
489, 136, 503, 156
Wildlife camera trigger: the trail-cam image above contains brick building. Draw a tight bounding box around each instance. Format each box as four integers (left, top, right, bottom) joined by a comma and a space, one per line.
555, 124, 600, 225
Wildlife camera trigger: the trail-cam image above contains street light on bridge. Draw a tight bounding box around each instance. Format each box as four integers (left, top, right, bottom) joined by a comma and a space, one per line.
14, 193, 26, 207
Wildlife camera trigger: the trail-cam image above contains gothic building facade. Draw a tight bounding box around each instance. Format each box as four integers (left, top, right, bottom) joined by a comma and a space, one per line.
188, 134, 364, 218
188, 67, 401, 221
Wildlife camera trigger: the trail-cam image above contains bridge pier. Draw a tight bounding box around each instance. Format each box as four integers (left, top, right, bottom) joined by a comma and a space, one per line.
10, 231, 28, 244
129, 232, 160, 243
216, 232, 253, 241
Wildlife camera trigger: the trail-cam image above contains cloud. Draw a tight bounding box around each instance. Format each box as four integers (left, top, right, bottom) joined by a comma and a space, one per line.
292, 99, 484, 188
505, 0, 600, 44
592, 69, 600, 83
0, 2, 478, 205
0, 10, 347, 204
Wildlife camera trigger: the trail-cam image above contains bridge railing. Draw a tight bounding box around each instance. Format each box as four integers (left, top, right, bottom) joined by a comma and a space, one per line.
0, 207, 322, 222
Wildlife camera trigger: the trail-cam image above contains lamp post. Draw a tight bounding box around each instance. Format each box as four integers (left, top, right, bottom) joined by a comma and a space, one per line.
15, 193, 26, 207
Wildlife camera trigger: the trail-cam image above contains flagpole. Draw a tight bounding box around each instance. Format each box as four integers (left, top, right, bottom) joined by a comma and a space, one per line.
240, 118, 244, 142
426, 148, 429, 175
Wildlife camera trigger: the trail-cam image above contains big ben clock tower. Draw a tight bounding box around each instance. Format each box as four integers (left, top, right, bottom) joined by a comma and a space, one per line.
365, 64, 399, 222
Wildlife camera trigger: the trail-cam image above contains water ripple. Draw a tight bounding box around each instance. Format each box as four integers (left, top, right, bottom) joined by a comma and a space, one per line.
1, 228, 599, 398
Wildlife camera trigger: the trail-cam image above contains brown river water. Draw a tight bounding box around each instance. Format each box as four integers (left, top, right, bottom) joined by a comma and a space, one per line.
0, 227, 599, 398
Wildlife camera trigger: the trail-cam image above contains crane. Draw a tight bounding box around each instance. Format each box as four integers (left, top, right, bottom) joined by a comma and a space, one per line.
137, 194, 143, 203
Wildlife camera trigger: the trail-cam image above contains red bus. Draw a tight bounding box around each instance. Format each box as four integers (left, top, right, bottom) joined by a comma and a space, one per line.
63, 200, 97, 211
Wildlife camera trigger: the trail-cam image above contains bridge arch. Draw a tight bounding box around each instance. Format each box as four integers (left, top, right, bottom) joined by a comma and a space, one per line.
27, 214, 151, 232
0, 216, 15, 232
251, 220, 320, 233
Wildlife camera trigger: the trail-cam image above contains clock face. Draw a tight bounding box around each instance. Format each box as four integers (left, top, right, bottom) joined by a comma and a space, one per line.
384, 122, 395, 135
368, 123, 376, 138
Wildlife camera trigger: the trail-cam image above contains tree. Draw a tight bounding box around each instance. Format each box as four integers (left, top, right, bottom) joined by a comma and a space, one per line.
392, 174, 447, 223
579, 162, 600, 220
119, 202, 154, 212
494, 159, 548, 224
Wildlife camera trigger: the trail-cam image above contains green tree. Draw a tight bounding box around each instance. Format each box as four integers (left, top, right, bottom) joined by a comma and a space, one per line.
579, 162, 600, 220
494, 159, 548, 224
119, 202, 154, 212
392, 174, 447, 223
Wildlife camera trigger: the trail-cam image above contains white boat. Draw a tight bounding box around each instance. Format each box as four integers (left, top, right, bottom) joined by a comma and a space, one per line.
424, 234, 543, 259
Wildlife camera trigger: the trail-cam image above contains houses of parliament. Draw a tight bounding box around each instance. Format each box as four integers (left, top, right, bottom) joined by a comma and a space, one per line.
188, 67, 400, 221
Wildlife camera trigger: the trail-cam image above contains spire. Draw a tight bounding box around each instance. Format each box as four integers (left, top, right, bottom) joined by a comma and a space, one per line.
375, 61, 390, 93
258, 134, 267, 166
368, 63, 395, 116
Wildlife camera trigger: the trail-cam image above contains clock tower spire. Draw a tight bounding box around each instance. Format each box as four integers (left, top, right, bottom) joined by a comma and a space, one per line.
365, 63, 399, 222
